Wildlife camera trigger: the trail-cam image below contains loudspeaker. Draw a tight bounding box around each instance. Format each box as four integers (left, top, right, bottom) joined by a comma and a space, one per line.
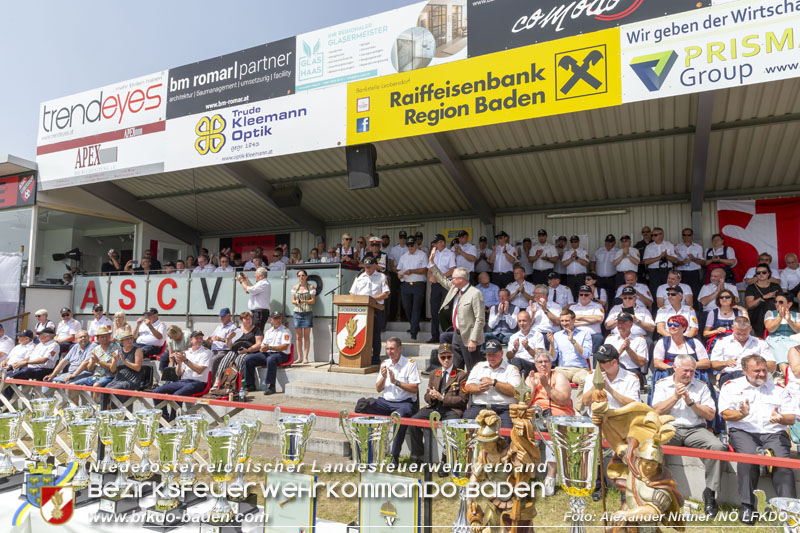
346, 144, 379, 190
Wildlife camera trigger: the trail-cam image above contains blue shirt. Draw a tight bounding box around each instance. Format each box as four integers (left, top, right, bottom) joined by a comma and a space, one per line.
477, 283, 500, 308
553, 328, 593, 368
64, 342, 97, 373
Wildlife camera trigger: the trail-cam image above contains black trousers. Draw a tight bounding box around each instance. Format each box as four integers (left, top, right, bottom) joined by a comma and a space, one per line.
463, 404, 512, 428
491, 272, 513, 289
729, 428, 796, 506
566, 274, 586, 300
597, 276, 615, 304
429, 284, 447, 340
648, 268, 669, 300
453, 331, 483, 373
401, 282, 425, 337
387, 272, 403, 321
509, 357, 536, 380
252, 309, 270, 333
532, 269, 552, 285
680, 270, 703, 301
371, 309, 384, 365
408, 407, 461, 458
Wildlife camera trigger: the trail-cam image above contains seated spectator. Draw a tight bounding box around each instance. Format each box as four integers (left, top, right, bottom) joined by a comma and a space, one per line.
745, 263, 782, 337
604, 287, 655, 338
232, 253, 245, 271
33, 309, 55, 343
43, 330, 95, 386
719, 354, 796, 525
570, 284, 605, 354
215, 256, 234, 273
744, 253, 780, 285
125, 257, 154, 275
288, 248, 303, 265
583, 272, 607, 309
175, 260, 189, 275
464, 339, 520, 428
245, 256, 264, 271
650, 315, 711, 404
206, 308, 238, 377
105, 331, 144, 391
326, 246, 338, 262
613, 270, 653, 308
408, 344, 469, 468
243, 311, 291, 395
86, 304, 112, 339
101, 249, 122, 276
0, 324, 13, 365
113, 311, 132, 342
547, 272, 574, 307
212, 312, 264, 392
506, 310, 545, 377
507, 265, 535, 310
133, 308, 167, 358
780, 254, 800, 299
307, 248, 321, 264
163, 325, 190, 372
73, 326, 118, 388
548, 309, 592, 412
163, 262, 176, 274
153, 331, 212, 420
185, 255, 195, 270
1, 330, 34, 370
655, 270, 693, 308
143, 249, 162, 271
62, 273, 74, 286
55, 307, 81, 353
526, 348, 574, 496
3, 328, 59, 400
359, 337, 420, 463
193, 254, 215, 274
703, 289, 747, 352
711, 316, 775, 386
652, 353, 726, 517
764, 291, 800, 371
486, 288, 519, 344
269, 248, 288, 271
604, 313, 648, 380
655, 286, 698, 338
527, 284, 561, 338
243, 250, 258, 270
697, 267, 739, 314
476, 272, 500, 310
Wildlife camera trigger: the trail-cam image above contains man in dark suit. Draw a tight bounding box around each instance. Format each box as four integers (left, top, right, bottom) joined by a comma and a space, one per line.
407, 343, 469, 468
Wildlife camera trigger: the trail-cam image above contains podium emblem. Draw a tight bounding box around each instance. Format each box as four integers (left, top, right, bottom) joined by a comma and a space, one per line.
336, 311, 367, 357
40, 486, 74, 525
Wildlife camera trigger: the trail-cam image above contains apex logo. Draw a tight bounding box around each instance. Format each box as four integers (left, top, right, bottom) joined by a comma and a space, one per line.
630, 51, 678, 92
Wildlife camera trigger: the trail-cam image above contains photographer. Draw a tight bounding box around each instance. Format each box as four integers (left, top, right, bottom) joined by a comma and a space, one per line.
238, 267, 271, 332
101, 249, 122, 275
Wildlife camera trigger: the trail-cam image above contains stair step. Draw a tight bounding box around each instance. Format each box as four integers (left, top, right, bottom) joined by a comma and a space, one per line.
260, 426, 349, 456
283, 381, 378, 405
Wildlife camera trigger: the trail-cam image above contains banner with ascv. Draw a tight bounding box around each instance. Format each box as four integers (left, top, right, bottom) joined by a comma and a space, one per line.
295, 0, 468, 92
469, 0, 710, 57
0, 174, 36, 210
164, 85, 346, 172
346, 28, 621, 144
36, 71, 168, 190
166, 37, 296, 119
622, 0, 800, 103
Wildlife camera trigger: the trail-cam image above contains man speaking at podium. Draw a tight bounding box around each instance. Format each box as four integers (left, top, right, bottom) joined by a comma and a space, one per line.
350, 256, 390, 366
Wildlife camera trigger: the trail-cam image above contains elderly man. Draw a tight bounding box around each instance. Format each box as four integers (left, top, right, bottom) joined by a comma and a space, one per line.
528, 284, 562, 338
604, 312, 648, 380
243, 311, 292, 395
73, 326, 118, 388
506, 310, 545, 377
397, 236, 429, 341
476, 272, 500, 310
427, 234, 456, 343
350, 256, 390, 365
605, 287, 656, 338
591, 234, 618, 303
133, 308, 167, 357
675, 228, 705, 297
614, 270, 653, 309
215, 255, 234, 273
655, 286, 699, 338
547, 272, 574, 307
55, 307, 81, 353
429, 248, 485, 372
360, 337, 420, 463
507, 265, 535, 311
2, 330, 35, 370
562, 235, 590, 300
238, 267, 271, 331
529, 229, 558, 285
653, 353, 726, 517
43, 330, 95, 387
464, 339, 520, 429
781, 253, 800, 300
655, 270, 694, 308
570, 284, 606, 353
697, 267, 739, 313
154, 331, 212, 420
193, 254, 216, 274
720, 354, 797, 524
3, 327, 60, 400
711, 316, 775, 385
642, 227, 677, 297
549, 309, 593, 412
86, 304, 112, 339
407, 343, 469, 467
486, 289, 519, 345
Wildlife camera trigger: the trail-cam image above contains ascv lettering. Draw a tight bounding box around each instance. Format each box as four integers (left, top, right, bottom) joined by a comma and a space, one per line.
78, 276, 227, 313
229, 106, 308, 142
678, 27, 796, 87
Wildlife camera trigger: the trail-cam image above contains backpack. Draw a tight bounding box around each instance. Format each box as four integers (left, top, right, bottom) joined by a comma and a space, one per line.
207, 366, 240, 399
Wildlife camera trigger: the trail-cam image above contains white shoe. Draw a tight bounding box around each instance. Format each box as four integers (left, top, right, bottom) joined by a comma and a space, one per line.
544, 476, 555, 497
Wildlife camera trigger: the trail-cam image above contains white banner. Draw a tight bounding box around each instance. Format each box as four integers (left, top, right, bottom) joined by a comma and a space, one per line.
0, 253, 22, 333
622, 0, 800, 103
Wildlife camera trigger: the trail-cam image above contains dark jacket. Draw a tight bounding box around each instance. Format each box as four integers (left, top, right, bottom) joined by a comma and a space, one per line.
424, 366, 469, 416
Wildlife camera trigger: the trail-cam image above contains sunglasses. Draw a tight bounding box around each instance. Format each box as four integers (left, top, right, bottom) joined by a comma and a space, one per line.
652, 232, 663, 236
667, 292, 680, 296
667, 322, 682, 328
344, 238, 352, 241
440, 355, 453, 360
62, 313, 70, 317
579, 293, 592, 297
682, 233, 693, 237
719, 295, 732, 299
757, 270, 769, 275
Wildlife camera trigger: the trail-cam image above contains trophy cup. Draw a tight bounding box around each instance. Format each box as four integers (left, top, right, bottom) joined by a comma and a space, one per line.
754, 490, 800, 532
430, 413, 480, 533
98, 419, 142, 516
202, 426, 244, 532
224, 415, 262, 514
174, 414, 206, 485
134, 408, 161, 481
60, 405, 94, 466
30, 397, 58, 419
143, 426, 188, 528
274, 407, 315, 465
29, 416, 60, 466
68, 418, 100, 507
339, 410, 400, 466
0, 412, 25, 492
97, 409, 125, 474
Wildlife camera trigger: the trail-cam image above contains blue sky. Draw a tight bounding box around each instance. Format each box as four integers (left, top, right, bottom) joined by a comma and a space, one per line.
0, 0, 418, 162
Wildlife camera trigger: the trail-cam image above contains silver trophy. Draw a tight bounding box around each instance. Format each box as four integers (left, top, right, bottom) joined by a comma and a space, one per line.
134, 409, 161, 480
339, 410, 400, 466
755, 490, 800, 533
98, 419, 140, 516
274, 407, 315, 465
175, 414, 206, 485
68, 418, 99, 490
61, 405, 94, 463
29, 416, 61, 466
97, 409, 125, 473
204, 426, 244, 526
155, 426, 187, 512
430, 413, 480, 533
30, 397, 58, 419
224, 415, 263, 504
534, 409, 601, 533
0, 412, 24, 476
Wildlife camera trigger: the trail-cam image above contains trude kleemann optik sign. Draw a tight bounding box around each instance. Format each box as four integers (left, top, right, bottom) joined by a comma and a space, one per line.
622, 0, 800, 103
346, 28, 621, 144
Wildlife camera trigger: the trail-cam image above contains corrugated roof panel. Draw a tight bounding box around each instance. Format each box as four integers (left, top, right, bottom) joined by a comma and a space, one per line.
248, 146, 346, 180
714, 78, 800, 122
115, 166, 239, 197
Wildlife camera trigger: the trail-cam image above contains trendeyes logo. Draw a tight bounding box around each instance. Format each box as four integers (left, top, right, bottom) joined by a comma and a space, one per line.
630, 51, 678, 92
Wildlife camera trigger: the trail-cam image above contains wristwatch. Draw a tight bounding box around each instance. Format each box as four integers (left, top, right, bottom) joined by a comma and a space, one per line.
493, 379, 498, 387
686, 399, 695, 407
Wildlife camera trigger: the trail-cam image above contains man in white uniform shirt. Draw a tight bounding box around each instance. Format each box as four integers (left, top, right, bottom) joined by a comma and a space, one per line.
133, 308, 167, 357
614, 271, 653, 309
674, 228, 705, 297
604, 313, 648, 379
652, 354, 726, 518
642, 227, 678, 298
490, 231, 516, 289
506, 265, 535, 310
516, 238, 534, 281
238, 267, 271, 331
153, 331, 212, 420
591, 234, 618, 305
55, 307, 81, 353
86, 304, 113, 339
528, 285, 562, 338
486, 289, 519, 345
529, 229, 558, 285
428, 234, 456, 343
193, 254, 216, 274
505, 310, 545, 377
655, 286, 699, 338
2, 330, 34, 370
0, 324, 13, 365
605, 287, 656, 338
711, 317, 775, 384
697, 267, 739, 313
451, 230, 477, 283
397, 236, 428, 341
4, 327, 59, 400
243, 311, 292, 396
780, 253, 800, 299
547, 272, 574, 307
571, 285, 606, 354
359, 337, 420, 462
655, 270, 694, 308
464, 340, 521, 428
719, 354, 796, 524
350, 256, 390, 365
563, 235, 590, 300
612, 236, 640, 289
553, 236, 568, 280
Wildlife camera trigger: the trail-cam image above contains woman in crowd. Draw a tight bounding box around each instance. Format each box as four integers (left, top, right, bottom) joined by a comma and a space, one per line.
291, 270, 316, 364
105, 331, 144, 391
704, 233, 736, 283
355, 237, 367, 262
113, 311, 132, 341
745, 263, 781, 337
650, 315, 712, 404
583, 272, 607, 309
337, 234, 358, 267
185, 255, 196, 270
163, 324, 191, 372
764, 291, 800, 373
703, 289, 747, 352
212, 312, 264, 390
289, 248, 303, 265
34, 309, 55, 343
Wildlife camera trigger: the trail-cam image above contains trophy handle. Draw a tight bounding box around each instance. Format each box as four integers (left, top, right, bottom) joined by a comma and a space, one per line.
305, 413, 316, 444
223, 414, 231, 427
388, 412, 401, 442
273, 407, 281, 426
429, 411, 445, 449
338, 410, 352, 444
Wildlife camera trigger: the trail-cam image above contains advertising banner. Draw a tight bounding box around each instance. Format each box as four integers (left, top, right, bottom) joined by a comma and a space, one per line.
164, 85, 346, 171
717, 196, 800, 280
622, 0, 800, 103
166, 37, 296, 119
73, 276, 108, 315
295, 0, 468, 92
36, 72, 168, 190
469, 0, 709, 57
346, 28, 621, 144
0, 174, 36, 210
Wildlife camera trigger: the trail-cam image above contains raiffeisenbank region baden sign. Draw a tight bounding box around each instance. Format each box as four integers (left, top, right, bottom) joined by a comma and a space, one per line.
36, 0, 800, 190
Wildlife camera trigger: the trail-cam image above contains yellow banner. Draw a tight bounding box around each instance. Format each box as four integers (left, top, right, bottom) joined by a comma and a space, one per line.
347, 28, 621, 143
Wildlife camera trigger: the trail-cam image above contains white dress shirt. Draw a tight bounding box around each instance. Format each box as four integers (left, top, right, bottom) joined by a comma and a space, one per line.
182, 346, 212, 382
432, 248, 456, 275
0, 335, 14, 359
397, 250, 428, 283
655, 305, 698, 330
87, 316, 113, 337
653, 377, 715, 427
466, 360, 520, 405
379, 356, 420, 402
210, 322, 238, 351
262, 325, 292, 355
350, 271, 390, 298
613, 248, 640, 273
592, 247, 618, 278
675, 242, 704, 272
531, 243, 558, 271
570, 301, 605, 335
215, 266, 235, 273
697, 282, 739, 312
614, 283, 653, 308
516, 246, 534, 275
604, 332, 649, 372
564, 248, 590, 275
487, 304, 519, 331
506, 280, 535, 309
453, 242, 478, 272
193, 265, 216, 274
28, 340, 59, 369
585, 367, 641, 411
136, 319, 167, 347
528, 302, 562, 334
246, 278, 272, 310
6, 343, 34, 366
605, 304, 654, 337
781, 267, 800, 290
710, 335, 774, 375
506, 329, 545, 362
643, 241, 676, 269
719, 377, 794, 433
56, 318, 81, 340
548, 285, 574, 307
492, 244, 517, 273
656, 283, 693, 305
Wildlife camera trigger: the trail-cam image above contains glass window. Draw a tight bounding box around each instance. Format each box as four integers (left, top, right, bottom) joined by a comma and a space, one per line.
0, 208, 32, 262
34, 207, 136, 285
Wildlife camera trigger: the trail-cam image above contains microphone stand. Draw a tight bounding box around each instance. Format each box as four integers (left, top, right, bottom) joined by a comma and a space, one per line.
317, 276, 348, 371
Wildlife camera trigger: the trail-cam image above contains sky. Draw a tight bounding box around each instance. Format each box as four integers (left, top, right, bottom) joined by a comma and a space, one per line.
0, 0, 419, 162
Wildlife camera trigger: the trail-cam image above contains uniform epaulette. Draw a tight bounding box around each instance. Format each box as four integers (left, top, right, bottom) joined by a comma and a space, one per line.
655, 376, 672, 384
776, 381, 785, 388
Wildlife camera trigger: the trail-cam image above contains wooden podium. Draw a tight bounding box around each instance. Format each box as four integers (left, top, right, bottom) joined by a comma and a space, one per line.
331, 294, 383, 374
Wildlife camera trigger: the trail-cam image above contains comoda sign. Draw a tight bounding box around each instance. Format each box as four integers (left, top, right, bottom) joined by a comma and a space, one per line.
346, 29, 621, 143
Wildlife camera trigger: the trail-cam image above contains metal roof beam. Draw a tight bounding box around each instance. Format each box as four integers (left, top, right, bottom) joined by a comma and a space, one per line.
81, 181, 201, 246
424, 133, 494, 226
219, 162, 325, 238
691, 91, 714, 241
